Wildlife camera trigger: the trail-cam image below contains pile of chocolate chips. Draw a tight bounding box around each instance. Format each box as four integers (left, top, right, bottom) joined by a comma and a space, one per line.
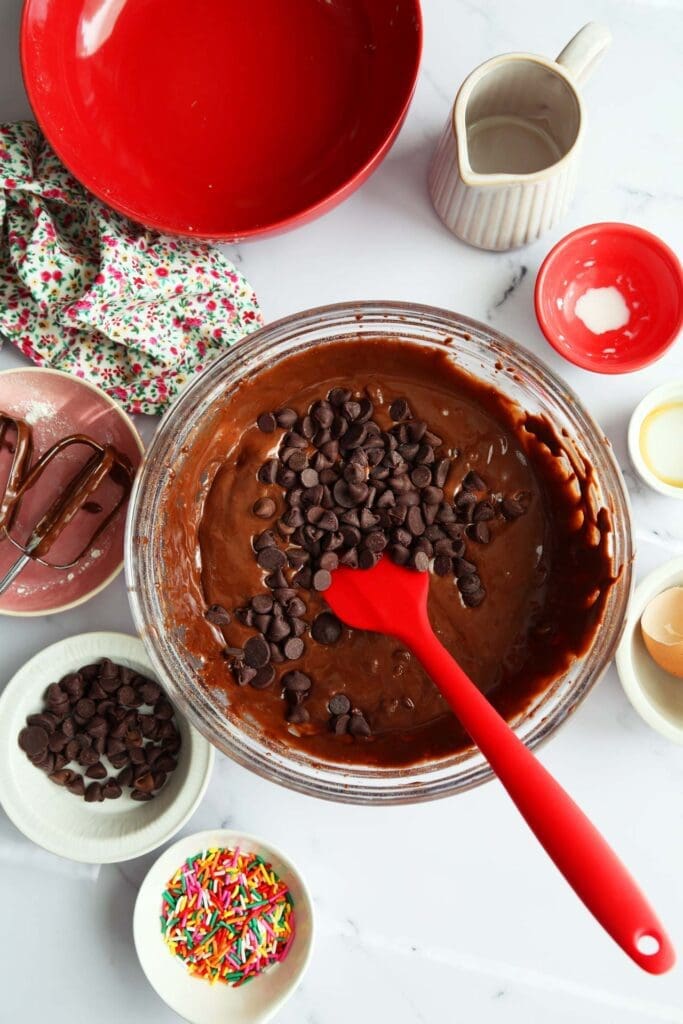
17, 658, 181, 802
211, 388, 528, 736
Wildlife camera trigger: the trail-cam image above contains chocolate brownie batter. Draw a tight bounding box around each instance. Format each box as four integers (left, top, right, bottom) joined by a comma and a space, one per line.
161, 338, 614, 768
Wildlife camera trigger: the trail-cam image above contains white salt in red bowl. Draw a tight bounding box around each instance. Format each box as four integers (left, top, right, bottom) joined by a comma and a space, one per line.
535, 223, 683, 373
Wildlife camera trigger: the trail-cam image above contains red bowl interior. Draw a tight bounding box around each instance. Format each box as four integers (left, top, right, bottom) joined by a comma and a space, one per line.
21, 0, 422, 240
535, 223, 683, 373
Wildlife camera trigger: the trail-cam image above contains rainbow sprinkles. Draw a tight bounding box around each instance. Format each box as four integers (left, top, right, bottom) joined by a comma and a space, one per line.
160, 846, 295, 987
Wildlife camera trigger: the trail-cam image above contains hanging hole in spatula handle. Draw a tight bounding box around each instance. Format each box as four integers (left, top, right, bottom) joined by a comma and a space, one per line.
632, 930, 675, 974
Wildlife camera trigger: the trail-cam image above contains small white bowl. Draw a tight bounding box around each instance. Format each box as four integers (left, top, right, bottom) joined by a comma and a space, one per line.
616, 557, 683, 743
0, 632, 214, 862
134, 828, 314, 1024
628, 381, 683, 500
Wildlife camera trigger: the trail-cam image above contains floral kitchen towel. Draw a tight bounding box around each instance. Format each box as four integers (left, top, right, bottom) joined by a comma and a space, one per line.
0, 122, 262, 414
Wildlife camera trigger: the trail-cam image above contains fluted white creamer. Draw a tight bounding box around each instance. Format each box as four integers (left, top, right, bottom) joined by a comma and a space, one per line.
428, 23, 612, 251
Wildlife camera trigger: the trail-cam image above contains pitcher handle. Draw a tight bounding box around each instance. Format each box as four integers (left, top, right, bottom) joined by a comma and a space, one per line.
556, 22, 612, 88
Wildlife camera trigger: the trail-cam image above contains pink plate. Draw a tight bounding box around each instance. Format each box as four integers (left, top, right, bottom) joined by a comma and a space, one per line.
0, 369, 143, 615
535, 223, 683, 373
21, 0, 422, 240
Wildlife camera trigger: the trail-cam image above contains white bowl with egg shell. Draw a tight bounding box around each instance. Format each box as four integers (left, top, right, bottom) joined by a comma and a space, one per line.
628, 381, 683, 500
134, 828, 315, 1024
616, 557, 683, 743
0, 632, 214, 862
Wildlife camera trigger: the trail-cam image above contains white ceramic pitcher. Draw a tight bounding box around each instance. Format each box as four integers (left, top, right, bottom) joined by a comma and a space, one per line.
428, 23, 612, 251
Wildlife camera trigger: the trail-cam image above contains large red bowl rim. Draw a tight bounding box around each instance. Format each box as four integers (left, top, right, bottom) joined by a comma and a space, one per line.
20, 0, 423, 240
534, 222, 683, 374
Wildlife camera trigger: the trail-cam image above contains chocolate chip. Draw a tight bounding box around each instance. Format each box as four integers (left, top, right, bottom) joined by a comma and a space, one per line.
328, 693, 351, 715
75, 697, 97, 720
275, 407, 298, 428
433, 459, 450, 488
250, 665, 276, 689
463, 588, 485, 608
312, 569, 332, 591
130, 789, 153, 801
468, 521, 490, 544
433, 553, 453, 576
300, 467, 319, 488
65, 738, 80, 761
283, 637, 305, 660
312, 401, 334, 427
328, 387, 351, 406
117, 765, 134, 787
45, 682, 66, 705
473, 500, 495, 522
411, 550, 429, 572
139, 680, 162, 704
85, 761, 107, 780
463, 470, 486, 491
311, 612, 342, 644
458, 573, 482, 594
67, 775, 85, 797
83, 721, 106, 745
117, 686, 136, 707
84, 782, 104, 803
282, 671, 312, 693
406, 506, 425, 536
249, 594, 272, 615
410, 465, 431, 488
349, 712, 371, 737
501, 497, 526, 519
253, 497, 277, 519
103, 780, 122, 800
48, 769, 74, 786
243, 635, 271, 668
358, 549, 378, 569
18, 725, 48, 757
26, 712, 57, 733
267, 617, 291, 642
389, 543, 410, 565
155, 753, 177, 773
453, 557, 477, 577
389, 398, 411, 421
332, 714, 350, 735
257, 546, 287, 571
258, 458, 279, 484
287, 597, 307, 617
257, 412, 277, 433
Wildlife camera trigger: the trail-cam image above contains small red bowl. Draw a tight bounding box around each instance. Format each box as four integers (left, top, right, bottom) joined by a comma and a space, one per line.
535, 223, 683, 373
21, 0, 422, 241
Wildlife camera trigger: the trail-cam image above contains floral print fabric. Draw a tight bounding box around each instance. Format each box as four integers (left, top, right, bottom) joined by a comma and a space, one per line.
0, 122, 262, 414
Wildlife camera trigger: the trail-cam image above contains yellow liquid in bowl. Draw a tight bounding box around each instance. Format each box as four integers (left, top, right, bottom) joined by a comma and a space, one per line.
640, 402, 683, 488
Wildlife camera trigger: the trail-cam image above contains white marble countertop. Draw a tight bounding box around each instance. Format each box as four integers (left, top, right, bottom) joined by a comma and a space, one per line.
1, 0, 682, 1021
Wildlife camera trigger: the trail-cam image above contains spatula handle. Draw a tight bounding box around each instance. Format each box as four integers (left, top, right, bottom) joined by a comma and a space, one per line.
407, 622, 675, 974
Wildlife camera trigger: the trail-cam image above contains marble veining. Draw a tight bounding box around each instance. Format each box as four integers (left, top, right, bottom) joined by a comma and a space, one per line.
1, 0, 682, 1021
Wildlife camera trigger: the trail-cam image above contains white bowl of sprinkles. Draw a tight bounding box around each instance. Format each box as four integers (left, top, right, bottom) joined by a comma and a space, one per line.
134, 828, 315, 1024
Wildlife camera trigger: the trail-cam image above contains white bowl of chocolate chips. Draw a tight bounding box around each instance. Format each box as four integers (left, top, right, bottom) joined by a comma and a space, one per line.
0, 632, 214, 862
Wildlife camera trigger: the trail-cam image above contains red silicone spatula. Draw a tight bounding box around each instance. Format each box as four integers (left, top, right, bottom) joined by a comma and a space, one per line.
325, 557, 675, 974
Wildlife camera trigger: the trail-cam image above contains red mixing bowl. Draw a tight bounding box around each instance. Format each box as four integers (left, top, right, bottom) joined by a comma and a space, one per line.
21, 0, 422, 240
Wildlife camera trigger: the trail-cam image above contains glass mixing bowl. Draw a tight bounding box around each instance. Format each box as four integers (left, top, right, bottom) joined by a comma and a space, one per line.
126, 301, 633, 804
